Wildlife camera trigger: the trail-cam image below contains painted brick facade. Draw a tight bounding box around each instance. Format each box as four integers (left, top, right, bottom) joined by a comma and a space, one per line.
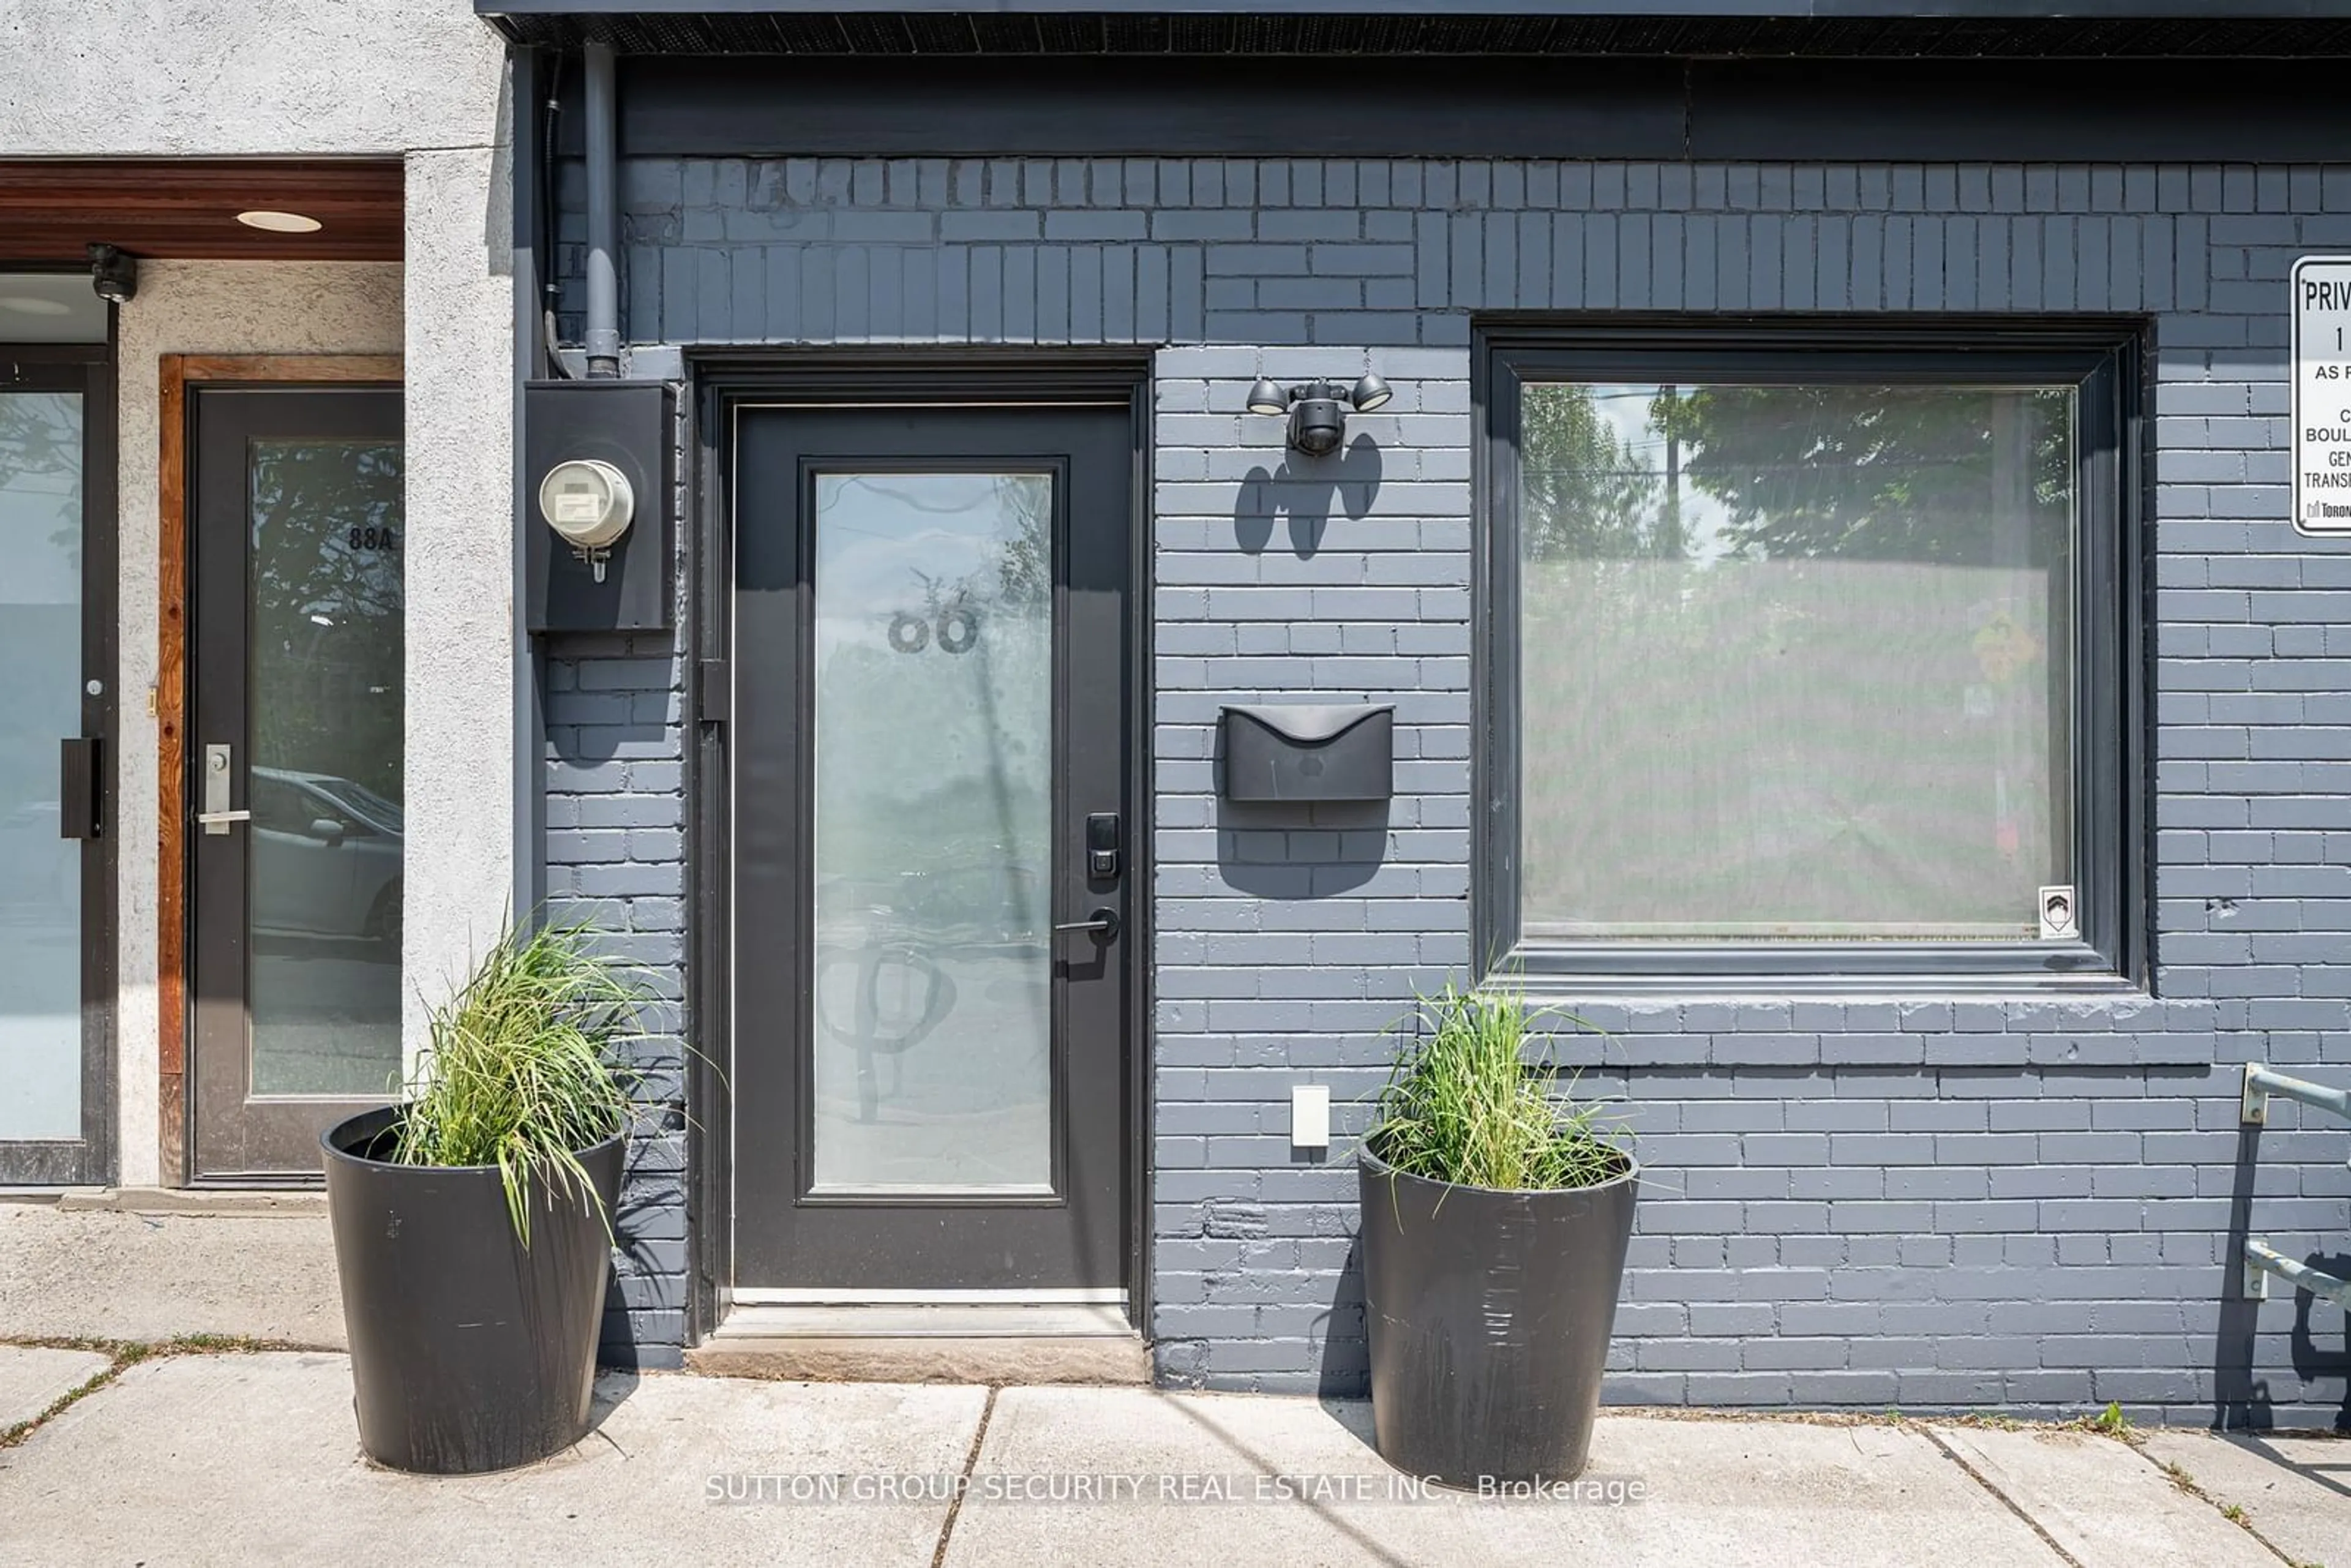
544, 634, 692, 1367
552, 157, 2351, 1423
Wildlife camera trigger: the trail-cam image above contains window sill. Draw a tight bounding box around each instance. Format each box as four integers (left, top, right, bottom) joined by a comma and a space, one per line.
1509, 986, 2215, 1071
1489, 961, 2215, 1070
1499, 937, 2131, 995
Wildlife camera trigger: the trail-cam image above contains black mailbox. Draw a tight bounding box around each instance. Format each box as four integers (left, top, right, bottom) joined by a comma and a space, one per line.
1220, 703, 1394, 803
524, 379, 672, 632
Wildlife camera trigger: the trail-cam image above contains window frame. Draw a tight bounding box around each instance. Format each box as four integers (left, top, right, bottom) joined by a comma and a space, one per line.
1473, 317, 2148, 994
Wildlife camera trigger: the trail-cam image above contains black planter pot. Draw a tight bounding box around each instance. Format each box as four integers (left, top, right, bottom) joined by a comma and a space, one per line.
1358, 1144, 1640, 1487
321, 1106, 624, 1474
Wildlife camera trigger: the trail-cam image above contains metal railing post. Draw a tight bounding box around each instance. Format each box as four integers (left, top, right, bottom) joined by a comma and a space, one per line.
2236, 1063, 2351, 1305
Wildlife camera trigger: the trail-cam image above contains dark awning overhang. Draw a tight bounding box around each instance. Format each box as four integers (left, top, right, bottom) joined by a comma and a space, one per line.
473, 1, 2351, 57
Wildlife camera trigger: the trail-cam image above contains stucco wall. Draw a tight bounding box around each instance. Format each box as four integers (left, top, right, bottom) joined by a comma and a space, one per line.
400, 142, 518, 1062
108, 140, 516, 1183
113, 261, 405, 1186
0, 0, 503, 157
556, 155, 2351, 1425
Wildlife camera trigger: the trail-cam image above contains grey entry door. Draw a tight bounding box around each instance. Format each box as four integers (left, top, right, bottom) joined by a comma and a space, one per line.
732, 404, 1133, 1293
190, 387, 405, 1179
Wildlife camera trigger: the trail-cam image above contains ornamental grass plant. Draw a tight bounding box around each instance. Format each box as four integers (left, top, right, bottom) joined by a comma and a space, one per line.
1365, 981, 1630, 1191
390, 918, 642, 1245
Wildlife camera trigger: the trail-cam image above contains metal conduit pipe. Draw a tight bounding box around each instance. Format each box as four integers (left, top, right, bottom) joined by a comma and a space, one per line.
583, 40, 621, 379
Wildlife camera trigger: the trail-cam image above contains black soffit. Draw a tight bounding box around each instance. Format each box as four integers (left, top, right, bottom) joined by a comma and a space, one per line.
476, 10, 2351, 57
547, 52, 2351, 162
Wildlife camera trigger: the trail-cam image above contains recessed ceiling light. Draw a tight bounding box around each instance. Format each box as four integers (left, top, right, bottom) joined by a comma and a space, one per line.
236, 210, 323, 234
0, 296, 72, 316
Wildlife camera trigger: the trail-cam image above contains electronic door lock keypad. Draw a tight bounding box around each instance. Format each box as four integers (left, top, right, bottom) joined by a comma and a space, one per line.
1086, 812, 1120, 880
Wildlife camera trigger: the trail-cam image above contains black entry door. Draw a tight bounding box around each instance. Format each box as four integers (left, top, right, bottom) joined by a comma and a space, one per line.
190, 386, 405, 1179
732, 403, 1132, 1293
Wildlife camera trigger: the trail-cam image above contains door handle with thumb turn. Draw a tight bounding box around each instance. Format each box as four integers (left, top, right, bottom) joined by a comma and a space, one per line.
1052, 907, 1121, 942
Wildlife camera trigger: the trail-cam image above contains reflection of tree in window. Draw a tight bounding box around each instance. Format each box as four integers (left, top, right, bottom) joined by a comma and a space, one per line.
248, 441, 403, 804
1520, 385, 1665, 560
1654, 385, 2072, 565
0, 392, 81, 569
991, 474, 1051, 607
1516, 381, 2075, 940
0, 392, 83, 832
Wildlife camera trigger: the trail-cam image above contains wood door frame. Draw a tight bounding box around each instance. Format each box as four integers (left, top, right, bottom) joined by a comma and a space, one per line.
156, 353, 400, 1184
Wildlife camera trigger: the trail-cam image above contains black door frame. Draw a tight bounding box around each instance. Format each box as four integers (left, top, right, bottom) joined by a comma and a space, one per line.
0, 340, 118, 1186
688, 351, 1154, 1336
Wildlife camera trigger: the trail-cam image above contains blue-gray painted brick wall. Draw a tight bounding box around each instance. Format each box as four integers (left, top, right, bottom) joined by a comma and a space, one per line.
552, 156, 2351, 1424
542, 387, 698, 1370
544, 634, 691, 1370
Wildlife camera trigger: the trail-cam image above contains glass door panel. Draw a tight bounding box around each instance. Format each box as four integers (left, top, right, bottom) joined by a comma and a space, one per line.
245, 438, 404, 1098
811, 471, 1054, 1192
0, 389, 83, 1142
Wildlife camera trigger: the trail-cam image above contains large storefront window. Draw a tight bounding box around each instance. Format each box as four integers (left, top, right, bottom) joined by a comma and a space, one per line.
1479, 329, 2141, 988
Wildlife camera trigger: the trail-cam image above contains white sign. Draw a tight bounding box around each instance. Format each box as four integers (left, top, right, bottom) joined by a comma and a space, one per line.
2293, 257, 2351, 536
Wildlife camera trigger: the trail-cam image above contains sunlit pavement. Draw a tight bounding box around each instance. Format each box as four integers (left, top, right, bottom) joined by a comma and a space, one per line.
1, 1341, 2338, 1567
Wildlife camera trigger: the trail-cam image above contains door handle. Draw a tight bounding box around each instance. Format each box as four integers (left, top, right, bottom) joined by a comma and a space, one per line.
59, 737, 99, 839
200, 741, 248, 835
1053, 907, 1121, 942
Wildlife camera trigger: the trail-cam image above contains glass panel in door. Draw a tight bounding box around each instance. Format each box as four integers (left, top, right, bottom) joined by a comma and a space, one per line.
0, 389, 83, 1142
810, 471, 1052, 1192
246, 438, 405, 1098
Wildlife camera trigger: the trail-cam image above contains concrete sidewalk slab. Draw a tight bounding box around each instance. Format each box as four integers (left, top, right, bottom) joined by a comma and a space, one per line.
0, 1352, 984, 1568
0, 1205, 342, 1346
1928, 1424, 2281, 1568
0, 1351, 2292, 1568
947, 1389, 2066, 1567
2140, 1428, 2351, 1568
0, 1345, 111, 1429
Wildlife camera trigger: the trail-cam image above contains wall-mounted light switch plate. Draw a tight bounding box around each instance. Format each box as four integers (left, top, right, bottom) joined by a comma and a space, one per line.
1291, 1084, 1330, 1150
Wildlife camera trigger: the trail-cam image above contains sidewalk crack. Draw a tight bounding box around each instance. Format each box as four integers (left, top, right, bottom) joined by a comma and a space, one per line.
1919, 1425, 2087, 1568
2122, 1440, 2304, 1567
0, 1335, 304, 1451
930, 1385, 998, 1568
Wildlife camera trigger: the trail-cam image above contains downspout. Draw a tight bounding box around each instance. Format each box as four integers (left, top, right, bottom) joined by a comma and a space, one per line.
511, 43, 549, 925
583, 40, 622, 378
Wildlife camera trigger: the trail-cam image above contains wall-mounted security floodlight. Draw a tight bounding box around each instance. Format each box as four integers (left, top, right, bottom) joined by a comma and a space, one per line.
1244, 373, 1392, 456
536, 457, 635, 582
86, 243, 136, 304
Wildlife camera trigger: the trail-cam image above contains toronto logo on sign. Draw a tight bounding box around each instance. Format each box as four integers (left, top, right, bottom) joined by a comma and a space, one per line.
2293, 257, 2351, 536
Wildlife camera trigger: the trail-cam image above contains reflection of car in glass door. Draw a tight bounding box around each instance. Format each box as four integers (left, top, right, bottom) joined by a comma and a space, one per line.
248, 768, 402, 943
